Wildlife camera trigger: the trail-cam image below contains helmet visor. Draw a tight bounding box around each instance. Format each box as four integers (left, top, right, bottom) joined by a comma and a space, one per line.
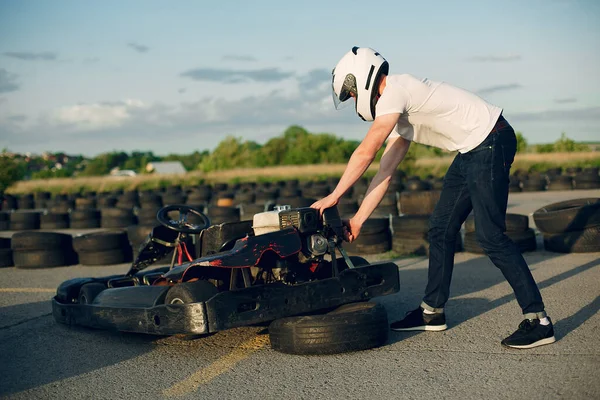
332, 74, 357, 110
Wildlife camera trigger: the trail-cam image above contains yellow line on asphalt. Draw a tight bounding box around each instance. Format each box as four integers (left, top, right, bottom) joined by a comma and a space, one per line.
163, 335, 269, 398
0, 288, 55, 293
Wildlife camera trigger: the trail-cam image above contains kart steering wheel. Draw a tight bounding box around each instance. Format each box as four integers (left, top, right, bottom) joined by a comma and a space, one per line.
156, 205, 211, 234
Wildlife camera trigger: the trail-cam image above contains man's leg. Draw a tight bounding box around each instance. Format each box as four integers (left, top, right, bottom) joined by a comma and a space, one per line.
466, 127, 545, 316
391, 154, 472, 331
465, 122, 554, 348
421, 155, 473, 312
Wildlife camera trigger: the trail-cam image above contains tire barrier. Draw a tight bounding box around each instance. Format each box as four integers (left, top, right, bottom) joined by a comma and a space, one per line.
391, 214, 463, 256
73, 231, 132, 266
344, 218, 392, 255
533, 198, 600, 253
462, 213, 535, 254
398, 190, 441, 215
11, 231, 77, 268
0, 237, 13, 267
10, 211, 41, 230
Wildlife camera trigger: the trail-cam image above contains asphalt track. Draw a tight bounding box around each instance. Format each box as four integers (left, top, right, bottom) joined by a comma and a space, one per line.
0, 189, 599, 400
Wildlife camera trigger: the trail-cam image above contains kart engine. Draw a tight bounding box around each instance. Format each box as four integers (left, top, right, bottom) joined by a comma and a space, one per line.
252, 206, 329, 284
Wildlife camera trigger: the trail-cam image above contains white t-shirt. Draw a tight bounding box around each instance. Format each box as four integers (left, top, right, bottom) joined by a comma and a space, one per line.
375, 74, 503, 153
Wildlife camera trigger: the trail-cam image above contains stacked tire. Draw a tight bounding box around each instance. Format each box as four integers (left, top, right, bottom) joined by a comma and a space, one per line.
574, 168, 600, 190
0, 237, 13, 267
9, 211, 41, 230
533, 198, 600, 253
343, 218, 391, 255
463, 213, 536, 254
391, 215, 462, 256
11, 232, 76, 268
73, 231, 132, 266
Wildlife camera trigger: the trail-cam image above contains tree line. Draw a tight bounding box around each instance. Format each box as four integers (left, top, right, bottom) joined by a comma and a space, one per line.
0, 126, 594, 192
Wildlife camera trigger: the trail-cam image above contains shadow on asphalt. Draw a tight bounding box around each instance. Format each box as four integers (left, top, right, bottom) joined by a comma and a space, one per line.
0, 300, 161, 397
385, 257, 600, 345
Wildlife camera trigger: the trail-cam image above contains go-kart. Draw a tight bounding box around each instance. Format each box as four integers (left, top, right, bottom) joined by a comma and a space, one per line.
52, 204, 400, 336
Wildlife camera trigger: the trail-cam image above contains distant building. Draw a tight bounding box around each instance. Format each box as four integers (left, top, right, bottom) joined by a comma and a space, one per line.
110, 168, 137, 177
146, 161, 187, 175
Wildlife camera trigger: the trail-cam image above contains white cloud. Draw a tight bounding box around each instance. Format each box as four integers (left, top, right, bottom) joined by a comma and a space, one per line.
49, 99, 146, 131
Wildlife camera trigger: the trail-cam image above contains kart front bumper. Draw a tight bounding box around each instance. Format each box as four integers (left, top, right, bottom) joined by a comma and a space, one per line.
52, 262, 400, 336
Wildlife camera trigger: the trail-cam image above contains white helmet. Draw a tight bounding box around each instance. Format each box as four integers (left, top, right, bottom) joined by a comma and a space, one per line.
331, 46, 389, 121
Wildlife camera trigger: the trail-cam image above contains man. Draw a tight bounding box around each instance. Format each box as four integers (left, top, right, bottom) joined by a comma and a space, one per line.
311, 46, 555, 349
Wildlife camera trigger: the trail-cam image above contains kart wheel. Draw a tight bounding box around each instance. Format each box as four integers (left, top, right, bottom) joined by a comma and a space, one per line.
269, 301, 389, 355
78, 283, 106, 305
165, 280, 218, 305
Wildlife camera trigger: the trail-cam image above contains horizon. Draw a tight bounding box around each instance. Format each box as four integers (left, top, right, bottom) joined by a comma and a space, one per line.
1, 0, 599, 157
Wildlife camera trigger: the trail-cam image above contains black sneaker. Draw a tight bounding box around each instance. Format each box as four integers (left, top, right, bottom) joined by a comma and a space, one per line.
390, 307, 447, 332
501, 318, 556, 349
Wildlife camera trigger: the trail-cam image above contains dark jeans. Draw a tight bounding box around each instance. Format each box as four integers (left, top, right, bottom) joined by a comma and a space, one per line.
422, 115, 546, 318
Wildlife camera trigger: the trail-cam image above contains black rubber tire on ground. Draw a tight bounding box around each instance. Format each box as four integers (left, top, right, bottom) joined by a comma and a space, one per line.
391, 232, 463, 256
532, 198, 600, 234
464, 213, 529, 233
0, 237, 10, 248
542, 226, 600, 253
268, 301, 389, 355
77, 249, 130, 266
0, 248, 13, 267
164, 280, 219, 304
392, 215, 431, 233
73, 231, 129, 252
521, 180, 546, 192
344, 231, 392, 255
574, 181, 600, 190
78, 282, 107, 304
11, 231, 73, 251
360, 218, 390, 235
12, 250, 68, 268
70, 219, 101, 229
463, 229, 537, 254
398, 190, 441, 215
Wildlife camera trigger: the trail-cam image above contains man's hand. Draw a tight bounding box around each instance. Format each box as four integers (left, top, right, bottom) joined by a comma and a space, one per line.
343, 218, 362, 242
310, 194, 339, 216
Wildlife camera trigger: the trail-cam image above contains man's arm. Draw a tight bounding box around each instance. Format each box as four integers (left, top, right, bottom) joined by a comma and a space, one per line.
330, 113, 401, 200
352, 135, 411, 226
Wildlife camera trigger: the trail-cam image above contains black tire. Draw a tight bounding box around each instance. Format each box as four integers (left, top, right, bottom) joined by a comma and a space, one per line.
101, 217, 136, 228
574, 181, 600, 190
164, 280, 219, 304
543, 227, 600, 253
398, 191, 441, 215
0, 237, 10, 248
71, 209, 101, 221
69, 219, 101, 229
78, 282, 107, 304
12, 250, 68, 268
464, 213, 529, 233
0, 248, 13, 267
269, 302, 389, 355
521, 180, 546, 192
77, 249, 130, 266
547, 181, 573, 191
533, 198, 600, 234
40, 221, 70, 229
9, 211, 42, 223
392, 215, 431, 233
11, 231, 73, 251
73, 231, 128, 252
9, 222, 40, 231
463, 229, 537, 254
360, 218, 390, 235
344, 231, 391, 254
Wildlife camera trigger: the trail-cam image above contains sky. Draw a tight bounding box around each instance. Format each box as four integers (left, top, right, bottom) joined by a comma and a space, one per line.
0, 0, 599, 157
